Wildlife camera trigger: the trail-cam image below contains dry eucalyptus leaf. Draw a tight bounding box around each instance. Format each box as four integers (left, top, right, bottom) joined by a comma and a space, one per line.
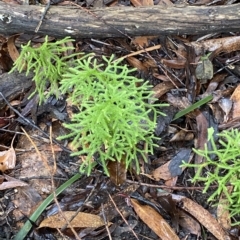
152, 149, 191, 181
151, 81, 175, 103
230, 84, 240, 119
126, 56, 147, 72
217, 186, 232, 230
39, 211, 106, 229
107, 160, 126, 186
0, 147, 16, 172
7, 34, 20, 62
178, 210, 201, 236
180, 198, 230, 240
152, 161, 172, 181
131, 198, 179, 240
0, 174, 28, 190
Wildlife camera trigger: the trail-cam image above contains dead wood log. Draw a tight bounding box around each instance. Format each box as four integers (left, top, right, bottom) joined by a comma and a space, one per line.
0, 72, 32, 109
0, 2, 239, 38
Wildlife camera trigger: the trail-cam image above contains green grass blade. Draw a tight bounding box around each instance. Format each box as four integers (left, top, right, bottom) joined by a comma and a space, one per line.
172, 95, 213, 121
14, 173, 82, 240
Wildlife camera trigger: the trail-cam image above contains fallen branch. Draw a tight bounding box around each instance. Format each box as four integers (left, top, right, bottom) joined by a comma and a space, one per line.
0, 2, 239, 38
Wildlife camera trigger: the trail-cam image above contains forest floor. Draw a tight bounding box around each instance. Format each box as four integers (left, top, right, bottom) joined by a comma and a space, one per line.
0, 0, 240, 239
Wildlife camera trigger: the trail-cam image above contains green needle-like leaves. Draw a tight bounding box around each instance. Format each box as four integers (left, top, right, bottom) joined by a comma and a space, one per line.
59, 55, 168, 175
182, 127, 240, 225
11, 36, 168, 176
10, 36, 76, 104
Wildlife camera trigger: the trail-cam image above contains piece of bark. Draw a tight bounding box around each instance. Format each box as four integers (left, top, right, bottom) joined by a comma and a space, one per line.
0, 2, 239, 38
0, 72, 32, 109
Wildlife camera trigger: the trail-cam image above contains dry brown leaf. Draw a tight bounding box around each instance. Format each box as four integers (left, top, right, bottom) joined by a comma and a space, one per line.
107, 159, 126, 186
217, 186, 232, 230
121, 44, 161, 60
180, 198, 229, 240
131, 36, 151, 47
203, 74, 227, 97
166, 94, 191, 110
179, 210, 201, 236
7, 34, 20, 62
170, 130, 194, 142
0, 174, 28, 190
218, 98, 232, 122
152, 161, 172, 181
162, 59, 186, 69
152, 82, 175, 101
195, 111, 208, 165
152, 73, 169, 81
153, 148, 191, 181
126, 57, 147, 72
164, 176, 178, 188
39, 211, 105, 229
131, 198, 179, 240
230, 84, 240, 119
142, 58, 158, 68
0, 147, 16, 172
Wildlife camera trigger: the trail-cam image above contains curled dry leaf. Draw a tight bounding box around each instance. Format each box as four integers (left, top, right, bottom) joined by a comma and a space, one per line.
131, 36, 156, 47
0, 174, 28, 190
218, 98, 232, 122
170, 129, 194, 142
230, 84, 240, 119
0, 147, 16, 172
131, 198, 179, 240
7, 34, 20, 62
126, 56, 147, 72
180, 198, 230, 240
151, 82, 175, 102
39, 211, 106, 229
162, 59, 186, 69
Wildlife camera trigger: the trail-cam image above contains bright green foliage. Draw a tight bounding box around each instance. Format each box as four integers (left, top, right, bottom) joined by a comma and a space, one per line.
10, 36, 75, 104
10, 36, 167, 176
182, 127, 240, 224
59, 55, 167, 175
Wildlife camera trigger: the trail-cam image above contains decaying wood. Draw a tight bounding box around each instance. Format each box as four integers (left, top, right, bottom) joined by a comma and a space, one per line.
0, 72, 32, 109
0, 2, 239, 38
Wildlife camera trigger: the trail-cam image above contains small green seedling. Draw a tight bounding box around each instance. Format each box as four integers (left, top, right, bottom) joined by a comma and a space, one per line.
172, 95, 213, 121
11, 36, 168, 176
182, 127, 240, 225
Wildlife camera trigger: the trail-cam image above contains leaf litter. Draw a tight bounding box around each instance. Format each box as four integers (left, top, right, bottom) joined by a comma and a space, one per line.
1, 0, 240, 239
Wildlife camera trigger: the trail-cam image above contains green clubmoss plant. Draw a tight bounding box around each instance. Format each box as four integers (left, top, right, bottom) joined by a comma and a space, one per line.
10, 36, 168, 176
59, 55, 167, 175
182, 127, 240, 224
10, 36, 76, 104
